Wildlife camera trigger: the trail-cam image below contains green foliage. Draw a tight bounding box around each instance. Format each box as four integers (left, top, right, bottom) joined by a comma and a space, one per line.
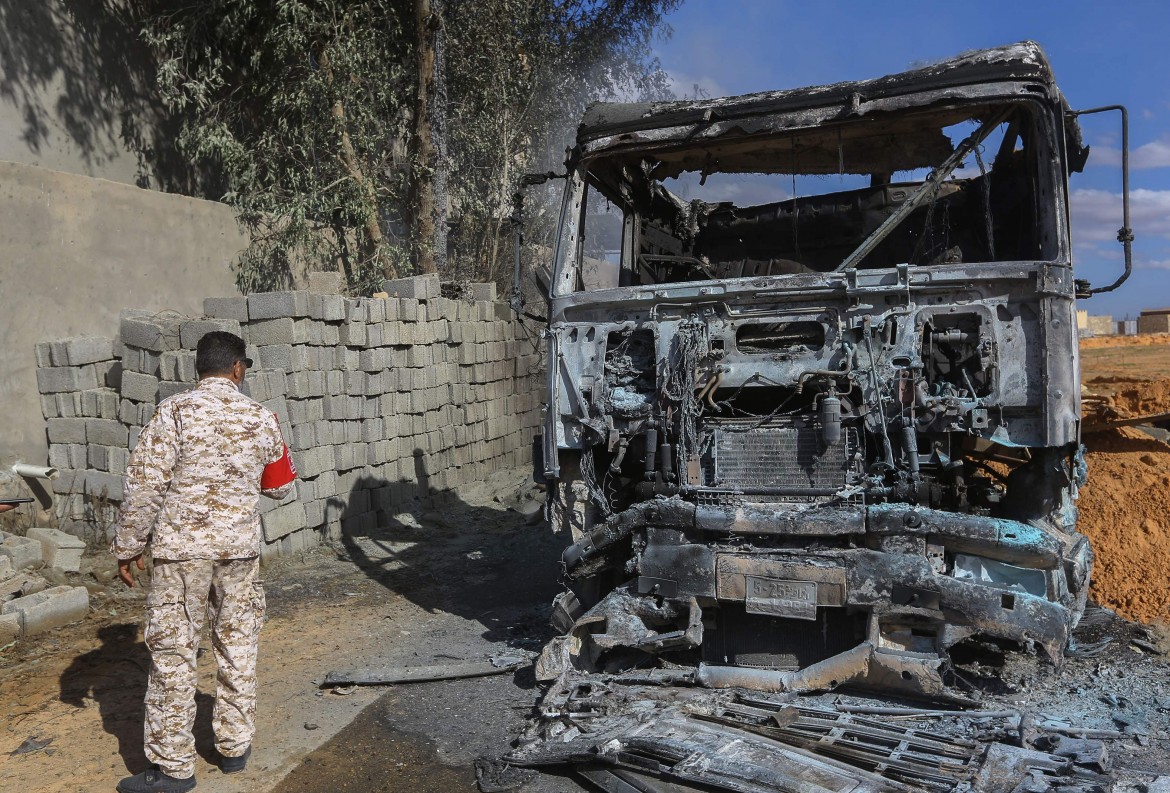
139, 0, 677, 293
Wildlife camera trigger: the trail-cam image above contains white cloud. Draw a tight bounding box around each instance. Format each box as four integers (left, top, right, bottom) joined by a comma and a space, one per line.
1086, 137, 1170, 169
1070, 188, 1170, 247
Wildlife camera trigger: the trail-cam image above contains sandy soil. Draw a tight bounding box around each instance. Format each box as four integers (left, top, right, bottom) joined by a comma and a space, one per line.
0, 469, 564, 793
1078, 335, 1170, 623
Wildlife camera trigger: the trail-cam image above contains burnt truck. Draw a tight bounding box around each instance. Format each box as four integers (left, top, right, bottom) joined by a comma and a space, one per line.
514, 42, 1133, 700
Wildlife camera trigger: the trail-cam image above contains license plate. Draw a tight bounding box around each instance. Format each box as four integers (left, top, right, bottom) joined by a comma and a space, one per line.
745, 577, 818, 620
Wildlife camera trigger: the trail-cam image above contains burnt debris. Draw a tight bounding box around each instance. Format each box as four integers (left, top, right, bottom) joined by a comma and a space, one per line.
505, 41, 1148, 792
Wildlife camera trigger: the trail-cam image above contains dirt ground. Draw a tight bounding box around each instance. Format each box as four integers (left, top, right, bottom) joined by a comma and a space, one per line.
1079, 333, 1170, 624
0, 468, 570, 793
4, 336, 1170, 792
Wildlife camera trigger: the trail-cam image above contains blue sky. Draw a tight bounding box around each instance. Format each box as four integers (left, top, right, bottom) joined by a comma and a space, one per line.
653, 1, 1168, 319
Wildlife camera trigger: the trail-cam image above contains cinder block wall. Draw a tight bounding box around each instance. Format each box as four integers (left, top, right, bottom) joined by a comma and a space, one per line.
34, 280, 545, 560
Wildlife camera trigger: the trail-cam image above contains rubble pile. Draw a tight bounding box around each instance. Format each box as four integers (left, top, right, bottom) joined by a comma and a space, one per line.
0, 528, 91, 645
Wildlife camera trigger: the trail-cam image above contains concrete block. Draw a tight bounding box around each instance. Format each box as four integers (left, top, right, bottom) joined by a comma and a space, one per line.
0, 612, 19, 644
34, 341, 54, 368
158, 381, 193, 401
121, 370, 160, 403
179, 318, 242, 349
40, 394, 60, 419
27, 528, 85, 573
308, 271, 346, 294
84, 471, 124, 500
366, 299, 387, 323
2, 586, 89, 636
248, 291, 311, 320
310, 293, 347, 322
345, 299, 367, 323
258, 344, 295, 371
109, 446, 130, 476
0, 533, 43, 570
160, 350, 188, 381
57, 336, 118, 366
79, 388, 120, 419
46, 418, 88, 445
243, 318, 308, 346
383, 274, 440, 300
87, 418, 129, 447
49, 443, 86, 470
261, 499, 308, 542
339, 322, 367, 347
241, 369, 287, 403
204, 296, 250, 321
120, 315, 183, 352
303, 499, 326, 528
121, 346, 163, 377
36, 366, 97, 394
88, 443, 111, 471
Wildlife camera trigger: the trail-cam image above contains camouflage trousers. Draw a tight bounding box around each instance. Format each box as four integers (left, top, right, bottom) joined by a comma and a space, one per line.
144, 557, 265, 778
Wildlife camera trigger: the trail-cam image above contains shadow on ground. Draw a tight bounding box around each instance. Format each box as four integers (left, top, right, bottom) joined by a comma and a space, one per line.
57, 623, 218, 773
328, 450, 565, 651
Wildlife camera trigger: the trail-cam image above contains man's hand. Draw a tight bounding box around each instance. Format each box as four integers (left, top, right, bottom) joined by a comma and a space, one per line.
0, 504, 15, 514
118, 555, 146, 587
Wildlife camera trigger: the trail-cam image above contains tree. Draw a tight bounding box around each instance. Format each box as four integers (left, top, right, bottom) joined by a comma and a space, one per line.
443, 0, 679, 283
137, 0, 678, 293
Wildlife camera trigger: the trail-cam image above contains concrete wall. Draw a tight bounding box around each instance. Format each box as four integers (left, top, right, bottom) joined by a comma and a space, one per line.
33, 279, 545, 559
0, 160, 245, 467
1084, 315, 1115, 337
1138, 313, 1170, 335
0, 0, 182, 189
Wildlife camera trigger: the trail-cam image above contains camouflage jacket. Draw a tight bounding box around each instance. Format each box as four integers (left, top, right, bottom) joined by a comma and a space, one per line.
111, 377, 295, 561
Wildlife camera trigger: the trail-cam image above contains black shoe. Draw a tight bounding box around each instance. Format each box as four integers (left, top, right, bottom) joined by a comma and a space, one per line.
220, 746, 251, 774
116, 766, 196, 793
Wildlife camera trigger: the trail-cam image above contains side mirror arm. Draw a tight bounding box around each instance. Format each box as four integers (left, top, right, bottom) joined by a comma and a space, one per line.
1068, 105, 1133, 296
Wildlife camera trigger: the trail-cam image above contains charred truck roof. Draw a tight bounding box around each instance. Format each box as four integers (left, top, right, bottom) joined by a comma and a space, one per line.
532, 41, 1095, 715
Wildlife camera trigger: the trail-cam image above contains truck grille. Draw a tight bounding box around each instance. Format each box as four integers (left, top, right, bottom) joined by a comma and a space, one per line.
698, 415, 859, 499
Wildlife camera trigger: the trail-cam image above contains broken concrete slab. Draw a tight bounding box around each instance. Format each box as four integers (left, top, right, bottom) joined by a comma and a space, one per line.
0, 612, 19, 644
0, 532, 43, 571
27, 528, 85, 573
1, 585, 89, 636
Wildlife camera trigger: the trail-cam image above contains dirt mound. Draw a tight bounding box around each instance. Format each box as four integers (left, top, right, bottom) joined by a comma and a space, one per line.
1079, 332, 1170, 350
1106, 378, 1170, 416
1079, 424, 1170, 623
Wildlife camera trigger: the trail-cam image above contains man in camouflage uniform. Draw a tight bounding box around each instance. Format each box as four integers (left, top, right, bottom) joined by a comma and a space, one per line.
112, 331, 296, 793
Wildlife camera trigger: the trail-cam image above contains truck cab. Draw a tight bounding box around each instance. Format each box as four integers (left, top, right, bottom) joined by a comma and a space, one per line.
532, 42, 1109, 697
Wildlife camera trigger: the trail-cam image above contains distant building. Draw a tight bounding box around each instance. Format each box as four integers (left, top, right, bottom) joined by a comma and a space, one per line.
1117, 319, 1138, 336
1076, 310, 1115, 337
1138, 308, 1170, 335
